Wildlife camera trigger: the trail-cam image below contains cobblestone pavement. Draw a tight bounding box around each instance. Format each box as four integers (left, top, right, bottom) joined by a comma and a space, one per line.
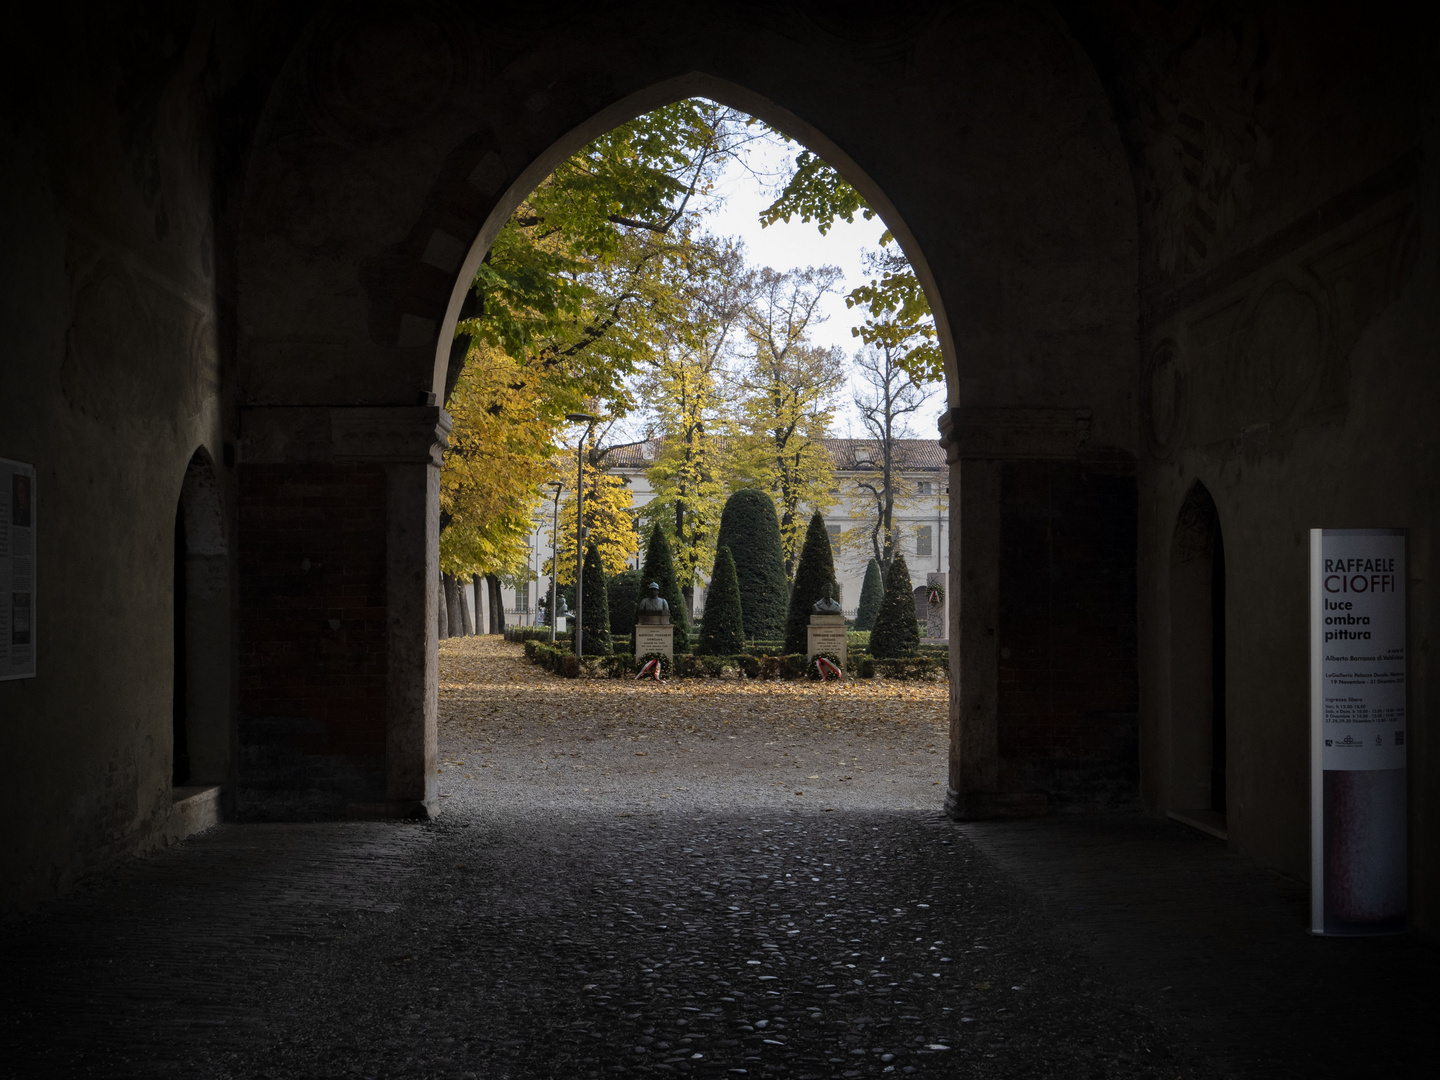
3, 810, 1197, 1079
2, 639, 1432, 1078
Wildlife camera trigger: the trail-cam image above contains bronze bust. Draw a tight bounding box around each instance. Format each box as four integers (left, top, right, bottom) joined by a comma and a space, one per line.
638, 582, 669, 614
812, 583, 842, 614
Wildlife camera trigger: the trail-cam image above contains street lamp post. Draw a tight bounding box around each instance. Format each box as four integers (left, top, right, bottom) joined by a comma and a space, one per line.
547, 481, 564, 641
565, 412, 597, 655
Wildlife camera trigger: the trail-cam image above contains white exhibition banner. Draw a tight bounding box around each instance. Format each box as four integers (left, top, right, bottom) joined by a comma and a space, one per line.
0, 457, 37, 680
1310, 528, 1406, 934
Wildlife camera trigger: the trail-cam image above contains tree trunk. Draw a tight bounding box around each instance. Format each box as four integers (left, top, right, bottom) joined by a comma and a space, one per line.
444, 573, 463, 637
472, 575, 486, 635
486, 573, 507, 633
459, 574, 474, 635
437, 571, 449, 640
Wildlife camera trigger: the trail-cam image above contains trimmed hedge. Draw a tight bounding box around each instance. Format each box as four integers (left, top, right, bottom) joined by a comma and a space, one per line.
522, 640, 581, 678
600, 653, 636, 678
715, 488, 788, 640
608, 568, 641, 640
783, 511, 838, 654
508, 626, 571, 644
698, 546, 745, 655
854, 558, 884, 632
520, 643, 799, 680
869, 554, 919, 658
517, 637, 944, 681
579, 542, 612, 656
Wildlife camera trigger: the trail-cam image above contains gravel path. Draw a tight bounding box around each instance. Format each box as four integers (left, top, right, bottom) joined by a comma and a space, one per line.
1, 637, 1206, 1079
437, 636, 950, 814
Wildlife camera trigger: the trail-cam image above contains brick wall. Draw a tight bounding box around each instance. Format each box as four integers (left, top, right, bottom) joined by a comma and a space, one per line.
997, 460, 1139, 806
237, 463, 389, 818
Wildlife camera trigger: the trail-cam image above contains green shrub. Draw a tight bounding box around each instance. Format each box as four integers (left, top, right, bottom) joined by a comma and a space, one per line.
715, 488, 788, 640
607, 568, 641, 640
633, 525, 690, 649
698, 546, 745, 655
509, 626, 567, 644
857, 656, 876, 679
783, 511, 838, 654
730, 654, 761, 679
871, 656, 943, 681
869, 554, 919, 658
579, 542, 612, 656
598, 653, 634, 679
853, 558, 884, 632
758, 653, 808, 680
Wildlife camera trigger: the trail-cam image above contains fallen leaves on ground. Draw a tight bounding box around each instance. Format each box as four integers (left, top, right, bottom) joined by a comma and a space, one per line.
437, 636, 949, 799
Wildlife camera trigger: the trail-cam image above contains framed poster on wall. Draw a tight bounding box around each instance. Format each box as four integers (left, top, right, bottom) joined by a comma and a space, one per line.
1310, 528, 1407, 934
0, 457, 36, 681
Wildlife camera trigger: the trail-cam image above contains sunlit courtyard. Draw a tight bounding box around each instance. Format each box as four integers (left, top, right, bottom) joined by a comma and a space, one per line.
437, 636, 949, 814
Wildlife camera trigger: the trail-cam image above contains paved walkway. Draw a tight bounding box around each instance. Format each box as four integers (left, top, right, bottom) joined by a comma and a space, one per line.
2, 639, 1434, 1078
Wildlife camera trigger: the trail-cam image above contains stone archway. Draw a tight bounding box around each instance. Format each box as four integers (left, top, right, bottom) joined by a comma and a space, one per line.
231, 3, 1139, 820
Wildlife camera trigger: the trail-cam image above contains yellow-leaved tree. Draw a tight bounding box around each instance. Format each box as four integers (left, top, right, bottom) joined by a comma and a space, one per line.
731, 266, 841, 578
640, 237, 750, 602
546, 455, 639, 584
440, 344, 564, 588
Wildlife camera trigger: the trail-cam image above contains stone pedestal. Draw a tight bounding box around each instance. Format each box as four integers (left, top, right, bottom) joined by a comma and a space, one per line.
806, 613, 847, 667
634, 614, 674, 662
926, 572, 948, 641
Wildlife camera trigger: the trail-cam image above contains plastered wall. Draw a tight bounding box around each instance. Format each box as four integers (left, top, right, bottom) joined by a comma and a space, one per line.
0, 5, 232, 908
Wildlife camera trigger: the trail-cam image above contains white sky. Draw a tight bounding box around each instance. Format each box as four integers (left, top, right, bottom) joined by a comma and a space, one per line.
685, 129, 944, 437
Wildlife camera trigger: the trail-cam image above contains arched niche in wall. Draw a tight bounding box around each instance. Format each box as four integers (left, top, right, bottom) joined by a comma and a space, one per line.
1168, 480, 1227, 832
174, 448, 231, 789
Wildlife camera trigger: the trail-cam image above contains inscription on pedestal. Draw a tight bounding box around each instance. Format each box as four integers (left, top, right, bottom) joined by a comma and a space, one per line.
807, 613, 847, 668
634, 622, 674, 662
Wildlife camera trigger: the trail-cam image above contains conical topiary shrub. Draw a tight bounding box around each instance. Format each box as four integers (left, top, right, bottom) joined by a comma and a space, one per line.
698, 546, 745, 655
714, 488, 788, 641
869, 553, 919, 658
607, 567, 641, 641
579, 542, 612, 656
783, 511, 839, 654
854, 558, 884, 633
633, 525, 690, 651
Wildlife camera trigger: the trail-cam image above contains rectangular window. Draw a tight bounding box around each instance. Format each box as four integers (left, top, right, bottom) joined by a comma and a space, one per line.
516, 581, 529, 612
826, 523, 841, 538
916, 525, 933, 558
917, 480, 933, 495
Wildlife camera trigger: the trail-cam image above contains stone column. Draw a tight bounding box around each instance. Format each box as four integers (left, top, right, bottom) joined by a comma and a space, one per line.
939, 406, 1105, 819
332, 408, 449, 819
237, 406, 449, 820
944, 447, 1002, 817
